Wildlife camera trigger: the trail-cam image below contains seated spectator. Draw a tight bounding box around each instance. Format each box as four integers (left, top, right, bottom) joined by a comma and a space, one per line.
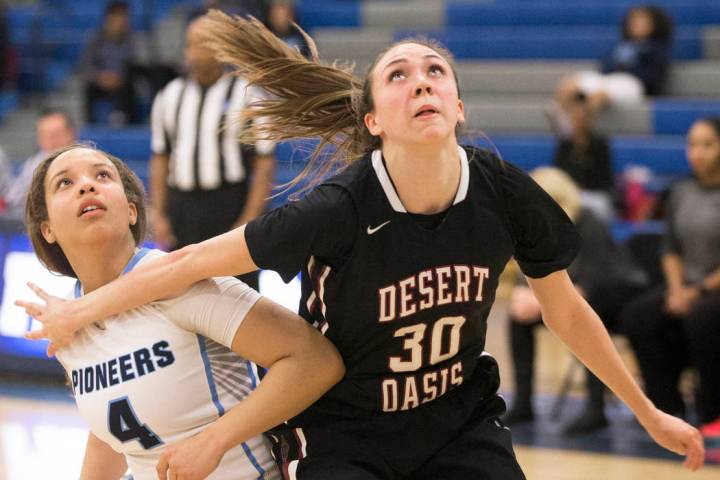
0, 143, 10, 212
622, 118, 720, 456
504, 167, 648, 434
188, 0, 267, 23
553, 91, 616, 223
267, 0, 309, 57
549, 5, 673, 134
0, 0, 10, 89
5, 108, 77, 213
81, 1, 137, 125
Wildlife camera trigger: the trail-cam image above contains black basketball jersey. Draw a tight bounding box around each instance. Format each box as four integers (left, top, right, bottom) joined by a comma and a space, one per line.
246, 145, 579, 424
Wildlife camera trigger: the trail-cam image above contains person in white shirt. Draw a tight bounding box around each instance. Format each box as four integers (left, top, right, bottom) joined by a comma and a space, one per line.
20, 144, 343, 479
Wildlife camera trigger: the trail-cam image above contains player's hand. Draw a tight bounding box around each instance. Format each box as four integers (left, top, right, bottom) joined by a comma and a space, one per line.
155, 429, 224, 480
15, 282, 79, 355
639, 408, 705, 471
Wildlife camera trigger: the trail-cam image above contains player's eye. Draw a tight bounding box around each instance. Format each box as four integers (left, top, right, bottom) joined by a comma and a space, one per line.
389, 70, 406, 81
428, 64, 445, 76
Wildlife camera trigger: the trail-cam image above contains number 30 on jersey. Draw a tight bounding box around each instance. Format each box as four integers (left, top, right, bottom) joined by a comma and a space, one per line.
382, 315, 466, 412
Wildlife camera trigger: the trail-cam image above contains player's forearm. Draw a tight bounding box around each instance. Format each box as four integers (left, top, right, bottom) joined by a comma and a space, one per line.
529, 272, 656, 424
235, 154, 275, 226
69, 245, 205, 328
542, 289, 655, 424
71, 228, 259, 329
79, 432, 127, 480
205, 326, 344, 455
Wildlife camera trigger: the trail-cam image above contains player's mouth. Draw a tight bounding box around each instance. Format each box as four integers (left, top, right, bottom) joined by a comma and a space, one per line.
414, 104, 439, 118
78, 200, 107, 218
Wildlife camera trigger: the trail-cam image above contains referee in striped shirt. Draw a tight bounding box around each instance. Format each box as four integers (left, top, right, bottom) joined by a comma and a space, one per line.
149, 17, 275, 290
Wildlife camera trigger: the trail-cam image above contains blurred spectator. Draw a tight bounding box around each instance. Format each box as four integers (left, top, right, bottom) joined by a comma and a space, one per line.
552, 91, 616, 223
188, 0, 267, 23
81, 1, 137, 125
549, 5, 673, 135
622, 118, 720, 444
5, 108, 77, 213
504, 167, 648, 434
267, 0, 309, 57
149, 16, 276, 290
0, 144, 10, 212
0, 1, 10, 88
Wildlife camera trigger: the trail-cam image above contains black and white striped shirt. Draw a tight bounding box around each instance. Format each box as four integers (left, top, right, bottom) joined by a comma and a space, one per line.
150, 73, 274, 191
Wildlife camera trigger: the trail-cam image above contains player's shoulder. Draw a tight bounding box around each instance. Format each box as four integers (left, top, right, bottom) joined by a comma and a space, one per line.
463, 145, 504, 173
324, 155, 374, 190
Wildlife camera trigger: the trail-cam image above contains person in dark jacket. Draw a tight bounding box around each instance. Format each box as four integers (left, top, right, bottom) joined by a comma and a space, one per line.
504, 167, 648, 434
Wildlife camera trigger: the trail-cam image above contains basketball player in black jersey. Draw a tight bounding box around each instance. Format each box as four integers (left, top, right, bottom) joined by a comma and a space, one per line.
20, 12, 704, 478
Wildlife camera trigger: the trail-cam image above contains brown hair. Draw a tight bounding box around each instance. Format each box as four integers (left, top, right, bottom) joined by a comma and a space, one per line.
201, 10, 462, 195
25, 144, 147, 278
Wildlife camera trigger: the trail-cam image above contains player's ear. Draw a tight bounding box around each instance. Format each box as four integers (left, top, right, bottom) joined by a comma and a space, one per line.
365, 112, 383, 137
128, 203, 137, 226
40, 221, 56, 244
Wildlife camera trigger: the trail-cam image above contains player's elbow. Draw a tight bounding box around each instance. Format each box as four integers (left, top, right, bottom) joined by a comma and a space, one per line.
302, 329, 345, 388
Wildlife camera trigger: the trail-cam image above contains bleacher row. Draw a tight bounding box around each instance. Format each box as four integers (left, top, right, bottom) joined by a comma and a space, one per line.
82, 127, 688, 203
5, 0, 185, 92
301, 0, 720, 30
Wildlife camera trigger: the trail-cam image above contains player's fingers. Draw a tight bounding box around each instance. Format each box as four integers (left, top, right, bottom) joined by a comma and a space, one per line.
687, 432, 705, 471
15, 300, 45, 319
156, 453, 169, 479
27, 282, 52, 302
47, 343, 59, 357
24, 328, 48, 340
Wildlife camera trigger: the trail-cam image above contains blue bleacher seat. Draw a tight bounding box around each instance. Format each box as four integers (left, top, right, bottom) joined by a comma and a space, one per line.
80, 126, 151, 161
394, 27, 702, 60
299, 2, 360, 28
446, 2, 720, 27
653, 99, 720, 136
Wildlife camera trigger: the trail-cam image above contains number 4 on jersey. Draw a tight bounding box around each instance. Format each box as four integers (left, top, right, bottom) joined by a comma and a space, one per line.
108, 397, 163, 449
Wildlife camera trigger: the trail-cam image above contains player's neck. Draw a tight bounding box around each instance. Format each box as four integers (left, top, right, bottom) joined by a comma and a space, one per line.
66, 236, 137, 294
381, 140, 461, 214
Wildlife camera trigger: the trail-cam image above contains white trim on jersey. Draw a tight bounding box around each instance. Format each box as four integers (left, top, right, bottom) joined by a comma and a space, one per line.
286, 428, 307, 480
288, 460, 299, 480
317, 265, 331, 319
296, 428, 308, 459
306, 256, 317, 312
371, 145, 470, 213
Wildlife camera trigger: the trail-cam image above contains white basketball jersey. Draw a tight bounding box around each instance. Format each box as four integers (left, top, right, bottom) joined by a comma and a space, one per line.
56, 249, 279, 479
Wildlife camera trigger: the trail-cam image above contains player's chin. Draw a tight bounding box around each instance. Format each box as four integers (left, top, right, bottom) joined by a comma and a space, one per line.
412, 126, 454, 144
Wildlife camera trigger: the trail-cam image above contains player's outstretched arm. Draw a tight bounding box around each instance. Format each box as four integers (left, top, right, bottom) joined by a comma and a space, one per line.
155, 297, 345, 479
17, 226, 258, 352
527, 270, 705, 471
79, 432, 128, 480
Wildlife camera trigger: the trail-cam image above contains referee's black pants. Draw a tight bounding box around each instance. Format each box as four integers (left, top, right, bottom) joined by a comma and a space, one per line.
167, 183, 259, 291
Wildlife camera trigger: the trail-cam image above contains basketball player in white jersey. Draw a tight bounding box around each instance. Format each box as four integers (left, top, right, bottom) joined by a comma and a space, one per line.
20, 144, 344, 479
